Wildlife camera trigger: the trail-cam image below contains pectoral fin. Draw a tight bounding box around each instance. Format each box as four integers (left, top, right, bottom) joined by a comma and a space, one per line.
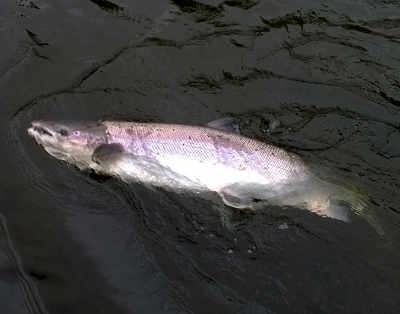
92, 143, 125, 166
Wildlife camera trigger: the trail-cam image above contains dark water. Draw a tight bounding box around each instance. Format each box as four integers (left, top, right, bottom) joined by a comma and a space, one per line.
1, 0, 400, 313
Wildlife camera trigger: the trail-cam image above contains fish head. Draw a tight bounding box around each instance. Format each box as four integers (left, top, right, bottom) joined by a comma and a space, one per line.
28, 120, 107, 168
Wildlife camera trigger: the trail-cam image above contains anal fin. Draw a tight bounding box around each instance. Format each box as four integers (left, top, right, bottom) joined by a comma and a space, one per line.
218, 183, 268, 210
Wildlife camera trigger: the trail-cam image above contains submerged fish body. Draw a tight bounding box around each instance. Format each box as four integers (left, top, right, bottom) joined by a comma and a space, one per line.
27, 119, 361, 222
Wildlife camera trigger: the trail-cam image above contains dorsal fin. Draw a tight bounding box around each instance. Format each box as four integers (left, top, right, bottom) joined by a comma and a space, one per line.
206, 117, 240, 134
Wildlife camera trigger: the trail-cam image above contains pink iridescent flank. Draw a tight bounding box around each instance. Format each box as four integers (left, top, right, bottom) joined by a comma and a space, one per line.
102, 121, 310, 185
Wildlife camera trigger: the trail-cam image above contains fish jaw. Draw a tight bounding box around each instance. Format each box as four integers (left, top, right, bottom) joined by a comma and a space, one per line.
28, 121, 58, 146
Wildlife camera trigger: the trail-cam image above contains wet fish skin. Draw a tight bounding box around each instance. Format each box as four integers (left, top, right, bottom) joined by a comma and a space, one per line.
101, 121, 310, 188
27, 120, 352, 221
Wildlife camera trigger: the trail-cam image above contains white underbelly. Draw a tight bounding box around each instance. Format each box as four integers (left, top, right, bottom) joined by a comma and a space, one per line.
156, 155, 269, 191
98, 152, 353, 222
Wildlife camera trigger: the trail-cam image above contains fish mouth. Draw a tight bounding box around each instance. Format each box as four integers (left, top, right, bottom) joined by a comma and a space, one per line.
28, 121, 54, 138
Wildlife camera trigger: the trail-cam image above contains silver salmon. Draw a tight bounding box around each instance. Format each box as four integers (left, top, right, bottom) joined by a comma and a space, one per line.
27, 119, 363, 221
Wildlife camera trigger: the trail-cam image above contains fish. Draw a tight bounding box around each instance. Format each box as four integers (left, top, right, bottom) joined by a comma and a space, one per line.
27, 118, 366, 222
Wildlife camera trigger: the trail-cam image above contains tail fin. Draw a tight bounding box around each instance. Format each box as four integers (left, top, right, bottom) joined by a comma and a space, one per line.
324, 178, 384, 236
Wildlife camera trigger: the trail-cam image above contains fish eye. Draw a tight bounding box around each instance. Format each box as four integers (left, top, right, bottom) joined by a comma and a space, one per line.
72, 130, 80, 136
58, 129, 69, 136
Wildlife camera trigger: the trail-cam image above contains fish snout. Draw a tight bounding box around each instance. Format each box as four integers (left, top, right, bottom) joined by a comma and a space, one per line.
28, 121, 54, 138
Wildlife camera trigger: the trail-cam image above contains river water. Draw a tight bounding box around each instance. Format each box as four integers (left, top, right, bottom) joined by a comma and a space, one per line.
1, 0, 400, 313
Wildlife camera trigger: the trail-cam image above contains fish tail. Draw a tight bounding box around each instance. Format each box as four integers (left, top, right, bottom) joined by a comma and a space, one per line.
340, 185, 369, 216
327, 180, 385, 236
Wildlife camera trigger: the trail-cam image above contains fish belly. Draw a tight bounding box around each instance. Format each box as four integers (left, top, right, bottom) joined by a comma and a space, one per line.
155, 155, 268, 191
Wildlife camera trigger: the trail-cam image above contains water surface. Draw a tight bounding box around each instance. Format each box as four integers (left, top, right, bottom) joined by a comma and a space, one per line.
1, 0, 400, 313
